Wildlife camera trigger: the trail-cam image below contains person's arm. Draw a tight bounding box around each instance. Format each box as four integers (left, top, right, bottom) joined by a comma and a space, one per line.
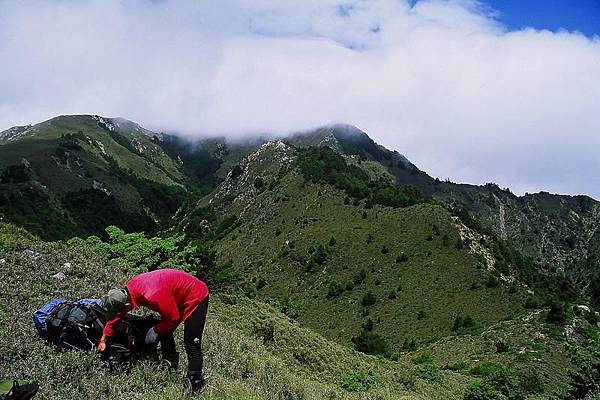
153, 292, 181, 336
97, 315, 122, 351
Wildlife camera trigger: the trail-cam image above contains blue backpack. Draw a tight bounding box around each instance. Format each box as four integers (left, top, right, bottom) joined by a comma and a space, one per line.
33, 299, 104, 350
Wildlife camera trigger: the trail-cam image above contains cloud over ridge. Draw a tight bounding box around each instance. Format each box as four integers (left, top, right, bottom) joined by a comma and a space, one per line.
1, 0, 599, 198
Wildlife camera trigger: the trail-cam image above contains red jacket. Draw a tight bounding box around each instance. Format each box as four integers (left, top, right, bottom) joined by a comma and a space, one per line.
103, 269, 209, 337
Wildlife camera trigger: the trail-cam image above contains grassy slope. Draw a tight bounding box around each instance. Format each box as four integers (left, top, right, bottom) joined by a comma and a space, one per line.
0, 223, 481, 400
0, 115, 185, 187
0, 116, 192, 239
0, 224, 575, 398
206, 142, 522, 351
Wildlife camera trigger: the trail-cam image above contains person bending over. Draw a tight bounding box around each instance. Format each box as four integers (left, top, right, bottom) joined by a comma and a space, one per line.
98, 269, 209, 392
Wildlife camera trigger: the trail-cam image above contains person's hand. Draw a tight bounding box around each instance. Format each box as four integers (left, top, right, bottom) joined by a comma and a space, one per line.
97, 333, 108, 353
145, 327, 158, 344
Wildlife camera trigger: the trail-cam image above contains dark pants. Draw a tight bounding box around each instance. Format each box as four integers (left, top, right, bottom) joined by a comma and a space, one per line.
159, 296, 209, 374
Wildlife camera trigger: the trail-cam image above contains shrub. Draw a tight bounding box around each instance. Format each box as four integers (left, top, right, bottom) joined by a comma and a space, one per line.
253, 177, 265, 190
547, 301, 567, 325
361, 292, 377, 307
388, 290, 397, 300
464, 380, 503, 400
296, 146, 432, 209
402, 338, 417, 351
381, 245, 389, 254
230, 164, 243, 179
452, 315, 482, 334
486, 275, 500, 288
276, 244, 290, 259
353, 269, 367, 285
328, 235, 336, 246
396, 253, 409, 263
414, 362, 442, 383
351, 331, 389, 357
417, 310, 426, 320
442, 234, 450, 246
252, 320, 275, 344
339, 370, 378, 392
326, 282, 344, 299
495, 341, 509, 354
308, 243, 327, 266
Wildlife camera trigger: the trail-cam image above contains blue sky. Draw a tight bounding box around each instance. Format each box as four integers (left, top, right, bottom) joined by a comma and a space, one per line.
0, 0, 599, 199
485, 0, 600, 37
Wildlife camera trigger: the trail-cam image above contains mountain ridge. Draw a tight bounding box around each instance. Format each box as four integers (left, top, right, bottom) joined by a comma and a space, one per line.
1, 114, 599, 295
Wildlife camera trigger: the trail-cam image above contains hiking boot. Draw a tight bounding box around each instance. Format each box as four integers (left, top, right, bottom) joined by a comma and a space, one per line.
162, 351, 179, 370
183, 371, 204, 393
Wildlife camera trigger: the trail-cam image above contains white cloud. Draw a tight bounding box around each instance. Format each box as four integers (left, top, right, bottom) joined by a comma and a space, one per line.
0, 0, 599, 199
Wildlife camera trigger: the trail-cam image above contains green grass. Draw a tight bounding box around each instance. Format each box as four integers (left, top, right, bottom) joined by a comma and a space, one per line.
212, 170, 523, 352
0, 222, 474, 400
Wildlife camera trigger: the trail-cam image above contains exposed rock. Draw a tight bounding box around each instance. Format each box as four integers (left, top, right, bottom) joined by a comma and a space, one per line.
564, 324, 575, 340
52, 272, 67, 280
576, 305, 590, 313
22, 249, 43, 261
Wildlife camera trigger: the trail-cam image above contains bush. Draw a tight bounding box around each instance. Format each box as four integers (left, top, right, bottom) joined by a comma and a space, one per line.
276, 243, 290, 259
486, 275, 500, 288
339, 370, 378, 392
495, 341, 510, 354
465, 364, 529, 399
351, 331, 389, 357
308, 243, 327, 266
328, 235, 336, 246
353, 269, 367, 284
547, 301, 567, 325
361, 292, 377, 307
296, 146, 432, 208
452, 315, 483, 334
414, 361, 442, 383
326, 282, 344, 299
230, 164, 243, 179
464, 380, 503, 400
252, 320, 275, 344
442, 234, 450, 246
254, 177, 265, 190
396, 253, 409, 263
402, 338, 417, 351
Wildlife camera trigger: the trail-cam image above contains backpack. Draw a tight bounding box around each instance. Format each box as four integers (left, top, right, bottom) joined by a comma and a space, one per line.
32, 299, 160, 366
33, 299, 104, 351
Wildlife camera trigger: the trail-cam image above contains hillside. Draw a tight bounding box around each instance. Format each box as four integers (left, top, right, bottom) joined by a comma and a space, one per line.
0, 115, 191, 239
188, 141, 522, 351
2, 115, 600, 398
2, 116, 598, 295
282, 125, 600, 298
0, 223, 592, 399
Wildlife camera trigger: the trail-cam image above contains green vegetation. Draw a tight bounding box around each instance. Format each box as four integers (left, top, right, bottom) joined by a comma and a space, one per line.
464, 363, 544, 400
67, 211, 241, 290
297, 146, 432, 208
3, 116, 600, 399
338, 370, 378, 392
